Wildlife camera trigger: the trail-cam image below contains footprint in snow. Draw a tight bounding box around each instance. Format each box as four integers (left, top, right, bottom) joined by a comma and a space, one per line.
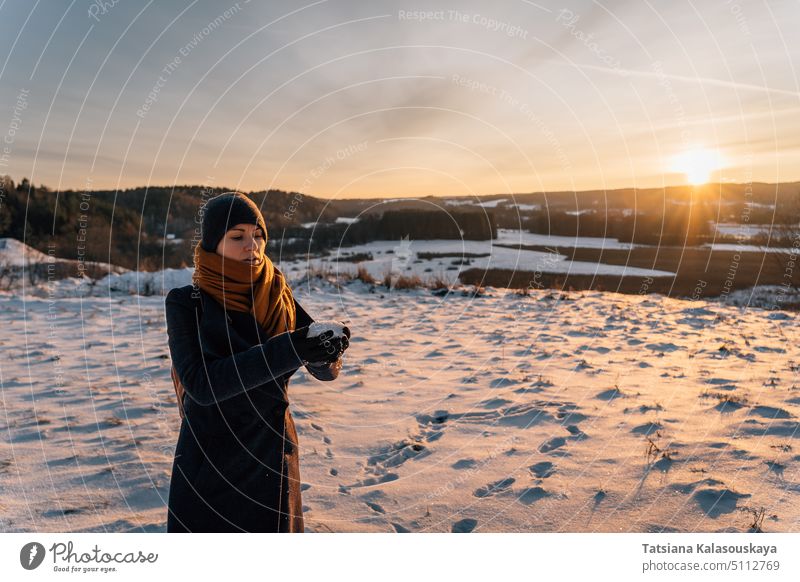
452, 518, 478, 533
539, 437, 567, 453
344, 472, 399, 489
516, 486, 551, 505
529, 461, 555, 479
452, 458, 477, 470
365, 501, 385, 514
473, 477, 515, 498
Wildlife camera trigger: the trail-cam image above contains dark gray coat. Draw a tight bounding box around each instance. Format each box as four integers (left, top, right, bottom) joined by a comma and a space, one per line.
164, 283, 340, 532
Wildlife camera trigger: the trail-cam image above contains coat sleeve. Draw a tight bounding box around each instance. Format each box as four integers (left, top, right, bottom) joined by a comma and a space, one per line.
166, 288, 303, 406
294, 297, 342, 382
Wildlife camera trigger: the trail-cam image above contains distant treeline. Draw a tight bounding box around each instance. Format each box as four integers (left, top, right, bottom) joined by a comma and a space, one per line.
1, 176, 496, 271
358, 209, 496, 241
0, 176, 336, 270
2, 174, 797, 273
488, 195, 799, 245
522, 206, 711, 245
277, 209, 496, 259
472, 183, 800, 229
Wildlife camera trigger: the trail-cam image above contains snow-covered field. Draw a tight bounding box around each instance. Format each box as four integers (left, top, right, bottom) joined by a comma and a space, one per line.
1, 279, 798, 532
293, 228, 672, 287
0, 238, 125, 272
0, 238, 52, 266
5, 229, 675, 299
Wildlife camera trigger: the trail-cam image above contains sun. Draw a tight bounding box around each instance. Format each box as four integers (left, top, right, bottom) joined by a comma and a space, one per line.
670, 148, 724, 185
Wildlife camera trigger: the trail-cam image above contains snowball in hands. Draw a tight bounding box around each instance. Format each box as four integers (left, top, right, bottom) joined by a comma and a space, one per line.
306, 321, 348, 365
307, 321, 348, 340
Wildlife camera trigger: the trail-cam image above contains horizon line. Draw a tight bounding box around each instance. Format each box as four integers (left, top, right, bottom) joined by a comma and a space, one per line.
4, 175, 800, 200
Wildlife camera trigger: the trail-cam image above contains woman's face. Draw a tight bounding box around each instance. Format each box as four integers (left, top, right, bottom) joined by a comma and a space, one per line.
215, 223, 266, 265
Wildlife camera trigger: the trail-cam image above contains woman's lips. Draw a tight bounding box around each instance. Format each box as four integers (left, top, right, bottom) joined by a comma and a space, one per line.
243, 257, 262, 264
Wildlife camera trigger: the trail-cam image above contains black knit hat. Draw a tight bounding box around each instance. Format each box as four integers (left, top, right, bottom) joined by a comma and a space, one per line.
200, 192, 268, 252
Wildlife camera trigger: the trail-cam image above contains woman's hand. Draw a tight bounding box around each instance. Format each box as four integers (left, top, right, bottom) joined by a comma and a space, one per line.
326, 325, 351, 361
335, 326, 351, 352
289, 325, 351, 365
288, 326, 337, 364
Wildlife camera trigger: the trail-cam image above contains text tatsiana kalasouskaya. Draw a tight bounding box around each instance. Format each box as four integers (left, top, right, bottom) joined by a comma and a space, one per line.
642, 543, 777, 557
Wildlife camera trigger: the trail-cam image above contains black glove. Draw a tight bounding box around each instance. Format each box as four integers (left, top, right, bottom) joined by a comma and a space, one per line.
288, 326, 337, 364
313, 331, 350, 364
324, 336, 349, 362
335, 326, 351, 353
328, 326, 351, 360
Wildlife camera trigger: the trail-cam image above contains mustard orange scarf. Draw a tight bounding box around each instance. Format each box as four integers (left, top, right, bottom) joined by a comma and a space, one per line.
192, 244, 297, 337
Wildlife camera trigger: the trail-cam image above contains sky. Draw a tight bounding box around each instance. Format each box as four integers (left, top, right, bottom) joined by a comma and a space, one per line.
0, 0, 799, 199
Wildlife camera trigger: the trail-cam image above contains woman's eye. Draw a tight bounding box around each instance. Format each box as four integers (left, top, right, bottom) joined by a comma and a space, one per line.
231, 237, 242, 241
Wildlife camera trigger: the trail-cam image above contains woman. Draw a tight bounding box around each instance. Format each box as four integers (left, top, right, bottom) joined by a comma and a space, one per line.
164, 192, 350, 532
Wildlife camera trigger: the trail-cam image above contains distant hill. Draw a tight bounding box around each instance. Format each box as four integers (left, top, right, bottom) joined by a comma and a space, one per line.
1, 175, 797, 272
333, 182, 800, 221
0, 176, 338, 271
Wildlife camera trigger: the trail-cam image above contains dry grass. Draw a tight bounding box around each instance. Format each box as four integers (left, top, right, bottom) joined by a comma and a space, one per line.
355, 264, 376, 284
462, 285, 485, 298
379, 266, 423, 289
301, 263, 462, 293
747, 507, 766, 532
699, 391, 748, 405
645, 437, 661, 462
300, 263, 351, 289
305, 262, 336, 280
426, 274, 451, 290
645, 436, 676, 464
390, 274, 423, 290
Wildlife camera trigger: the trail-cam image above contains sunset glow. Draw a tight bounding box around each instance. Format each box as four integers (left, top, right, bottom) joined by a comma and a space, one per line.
671, 148, 724, 186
